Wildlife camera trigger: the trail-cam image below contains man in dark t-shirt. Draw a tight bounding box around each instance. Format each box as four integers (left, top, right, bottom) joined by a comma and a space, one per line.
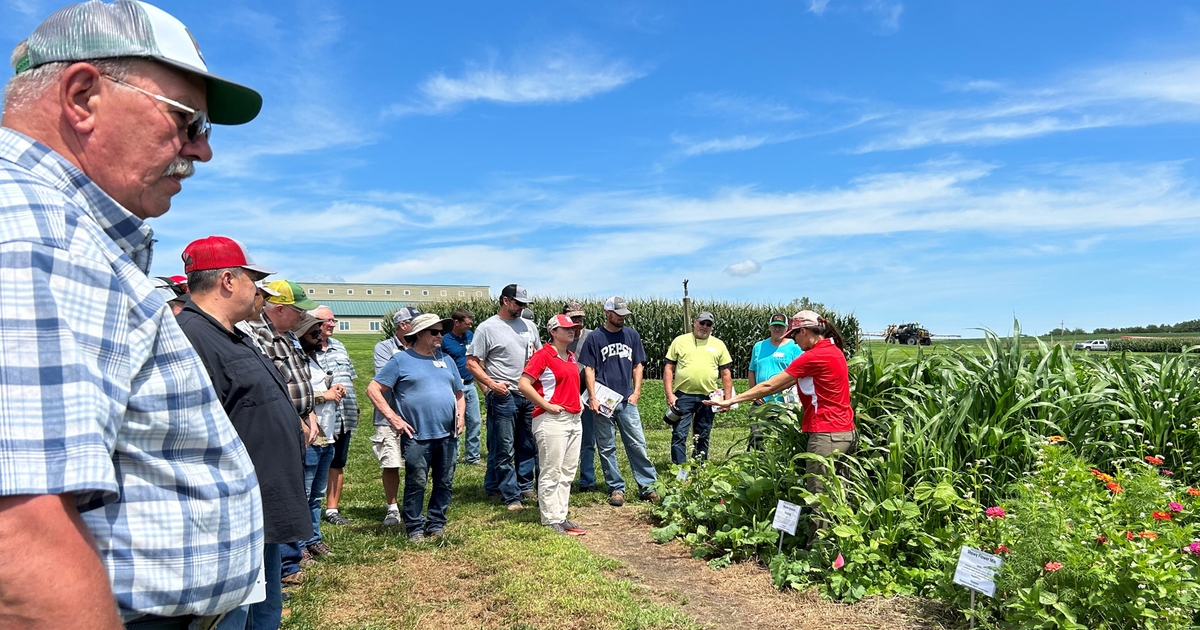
578, 296, 660, 504
175, 236, 310, 629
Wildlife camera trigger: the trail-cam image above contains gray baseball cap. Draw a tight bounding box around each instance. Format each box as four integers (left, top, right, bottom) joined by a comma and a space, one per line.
695, 311, 715, 324
391, 306, 421, 325
15, 0, 262, 125
501, 283, 530, 304
603, 296, 632, 316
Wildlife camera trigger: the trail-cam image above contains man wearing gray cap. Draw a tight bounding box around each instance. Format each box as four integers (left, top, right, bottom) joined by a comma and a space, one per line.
0, 1, 263, 627
372, 306, 421, 526
663, 311, 733, 464
467, 284, 542, 510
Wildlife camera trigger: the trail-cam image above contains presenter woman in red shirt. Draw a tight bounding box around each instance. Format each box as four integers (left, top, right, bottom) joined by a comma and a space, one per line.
709, 309, 857, 495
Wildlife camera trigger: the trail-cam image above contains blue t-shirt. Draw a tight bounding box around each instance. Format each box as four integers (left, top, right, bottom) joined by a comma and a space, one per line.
749, 338, 802, 402
373, 348, 465, 440
442, 330, 473, 383
578, 326, 647, 399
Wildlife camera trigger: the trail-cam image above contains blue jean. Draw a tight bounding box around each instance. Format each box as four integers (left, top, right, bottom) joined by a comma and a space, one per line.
218, 542, 282, 630
280, 442, 334, 575
671, 392, 715, 464
458, 383, 483, 463
577, 407, 598, 488
483, 391, 537, 504
593, 401, 659, 496
402, 435, 458, 534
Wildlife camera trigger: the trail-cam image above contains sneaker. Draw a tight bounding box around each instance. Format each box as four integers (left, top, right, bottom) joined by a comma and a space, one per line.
506, 502, 524, 511
549, 522, 568, 536
307, 541, 334, 557
281, 571, 304, 586
299, 547, 315, 568
471, 460, 486, 467
642, 492, 661, 503
382, 510, 401, 527
409, 531, 425, 543
323, 511, 351, 526
562, 520, 587, 536
608, 491, 625, 507
521, 490, 537, 501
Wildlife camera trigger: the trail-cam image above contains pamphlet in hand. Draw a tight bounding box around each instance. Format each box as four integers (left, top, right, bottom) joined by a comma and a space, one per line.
583, 382, 625, 417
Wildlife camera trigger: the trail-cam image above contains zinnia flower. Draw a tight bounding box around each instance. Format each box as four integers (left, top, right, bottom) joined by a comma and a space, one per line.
1048, 435, 1065, 443
1186, 542, 1200, 557
1044, 561, 1063, 572
1106, 482, 1124, 494
1147, 456, 1165, 465
1187, 487, 1200, 497
1126, 531, 1135, 541
994, 545, 1009, 555
1096, 535, 1108, 544
833, 553, 845, 570
1140, 531, 1158, 540
1090, 469, 1114, 483
1163, 469, 1174, 476
985, 506, 1007, 519
1154, 511, 1172, 521
1169, 502, 1184, 512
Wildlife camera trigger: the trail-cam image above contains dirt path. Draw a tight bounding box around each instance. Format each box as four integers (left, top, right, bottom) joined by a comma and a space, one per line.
572, 505, 951, 630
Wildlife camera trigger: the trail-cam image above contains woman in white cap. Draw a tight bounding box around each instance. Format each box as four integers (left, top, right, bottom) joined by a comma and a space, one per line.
519, 314, 587, 535
708, 310, 855, 539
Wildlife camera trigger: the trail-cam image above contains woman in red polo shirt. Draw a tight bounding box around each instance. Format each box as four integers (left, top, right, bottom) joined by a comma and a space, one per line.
709, 309, 856, 494
519, 315, 587, 536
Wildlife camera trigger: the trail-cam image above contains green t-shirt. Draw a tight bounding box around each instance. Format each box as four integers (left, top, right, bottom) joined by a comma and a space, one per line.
666, 333, 733, 395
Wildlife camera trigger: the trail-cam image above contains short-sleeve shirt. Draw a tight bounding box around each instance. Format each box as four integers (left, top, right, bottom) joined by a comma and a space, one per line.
176, 301, 311, 544
372, 337, 406, 427
441, 329, 474, 383
374, 348, 465, 440
783, 338, 855, 433
749, 338, 802, 402
665, 333, 733, 395
468, 315, 542, 388
522, 344, 582, 417
314, 337, 359, 436
0, 128, 261, 620
578, 326, 646, 399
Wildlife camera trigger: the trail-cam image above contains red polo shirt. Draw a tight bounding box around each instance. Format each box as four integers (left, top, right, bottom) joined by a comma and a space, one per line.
783, 338, 855, 433
523, 344, 582, 418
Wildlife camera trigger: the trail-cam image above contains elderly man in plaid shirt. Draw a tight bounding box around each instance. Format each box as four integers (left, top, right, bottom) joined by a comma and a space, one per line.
0, 2, 265, 628
310, 306, 361, 526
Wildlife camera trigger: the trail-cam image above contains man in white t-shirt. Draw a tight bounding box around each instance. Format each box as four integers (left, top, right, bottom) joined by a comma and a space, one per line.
467, 284, 542, 510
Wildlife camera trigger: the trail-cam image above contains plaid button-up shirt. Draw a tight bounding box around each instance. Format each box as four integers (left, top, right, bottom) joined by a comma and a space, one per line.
314, 337, 360, 437
0, 128, 262, 620
245, 314, 314, 419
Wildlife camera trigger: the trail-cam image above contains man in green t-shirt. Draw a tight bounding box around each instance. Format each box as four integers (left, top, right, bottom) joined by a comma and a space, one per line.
663, 311, 733, 464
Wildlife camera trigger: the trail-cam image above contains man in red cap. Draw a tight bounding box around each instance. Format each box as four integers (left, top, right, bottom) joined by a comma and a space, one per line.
175, 236, 310, 629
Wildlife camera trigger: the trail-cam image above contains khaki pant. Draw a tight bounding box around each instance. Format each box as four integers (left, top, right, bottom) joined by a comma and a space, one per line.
805, 430, 858, 543
532, 410, 583, 525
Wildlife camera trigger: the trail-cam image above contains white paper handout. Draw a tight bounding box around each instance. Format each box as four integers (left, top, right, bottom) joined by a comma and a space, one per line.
582, 382, 625, 417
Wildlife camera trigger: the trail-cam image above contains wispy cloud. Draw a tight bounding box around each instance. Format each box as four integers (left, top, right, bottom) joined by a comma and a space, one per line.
390, 44, 646, 116
674, 134, 770, 156
808, 0, 831, 16
723, 259, 762, 277
687, 92, 805, 123
866, 1, 903, 32
857, 57, 1200, 152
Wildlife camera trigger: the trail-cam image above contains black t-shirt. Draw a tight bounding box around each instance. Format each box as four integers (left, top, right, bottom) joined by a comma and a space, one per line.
176, 301, 311, 544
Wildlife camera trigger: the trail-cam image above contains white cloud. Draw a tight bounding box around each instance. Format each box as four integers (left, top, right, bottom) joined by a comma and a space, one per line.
808, 0, 831, 16
674, 134, 770, 156
865, 1, 903, 32
857, 57, 1200, 152
687, 92, 805, 123
723, 259, 762, 277
391, 45, 646, 116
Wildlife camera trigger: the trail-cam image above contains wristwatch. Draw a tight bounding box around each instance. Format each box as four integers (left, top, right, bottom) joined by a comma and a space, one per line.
315, 393, 325, 405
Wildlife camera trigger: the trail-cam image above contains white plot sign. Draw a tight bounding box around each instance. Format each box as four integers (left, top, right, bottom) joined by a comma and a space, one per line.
772, 500, 802, 536
953, 546, 1002, 598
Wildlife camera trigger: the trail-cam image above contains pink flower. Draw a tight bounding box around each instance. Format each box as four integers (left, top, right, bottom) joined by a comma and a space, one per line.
985, 506, 1007, 519
833, 553, 845, 570
1169, 502, 1184, 513
1044, 561, 1063, 572
1186, 542, 1200, 557
1163, 469, 1174, 476
994, 545, 1009, 555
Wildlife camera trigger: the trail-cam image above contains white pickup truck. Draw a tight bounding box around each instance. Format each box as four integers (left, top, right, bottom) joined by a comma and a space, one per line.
1073, 340, 1109, 351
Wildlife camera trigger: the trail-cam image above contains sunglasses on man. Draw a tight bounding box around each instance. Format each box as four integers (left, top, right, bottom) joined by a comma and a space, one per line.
102, 74, 211, 142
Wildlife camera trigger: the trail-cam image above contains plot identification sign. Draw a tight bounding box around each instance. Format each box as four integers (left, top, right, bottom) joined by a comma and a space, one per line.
953, 546, 1002, 598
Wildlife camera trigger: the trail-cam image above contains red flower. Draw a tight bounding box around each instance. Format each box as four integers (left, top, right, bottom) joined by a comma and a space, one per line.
994, 545, 1009, 555
1153, 511, 1172, 521
1141, 531, 1158, 541
1146, 456, 1165, 465
1095, 535, 1108, 544
1106, 482, 1124, 494
1126, 531, 1135, 541
1187, 487, 1200, 497
1044, 561, 1063, 572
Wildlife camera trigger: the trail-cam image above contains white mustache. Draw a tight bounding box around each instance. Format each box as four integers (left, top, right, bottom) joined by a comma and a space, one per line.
163, 158, 195, 179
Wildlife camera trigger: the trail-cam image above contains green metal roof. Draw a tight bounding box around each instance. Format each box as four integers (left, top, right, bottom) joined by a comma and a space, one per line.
323, 300, 414, 317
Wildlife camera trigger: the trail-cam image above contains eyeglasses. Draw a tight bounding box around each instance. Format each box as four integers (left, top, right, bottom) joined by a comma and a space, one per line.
427, 330, 444, 336
102, 74, 211, 142
320, 318, 338, 325
697, 321, 714, 327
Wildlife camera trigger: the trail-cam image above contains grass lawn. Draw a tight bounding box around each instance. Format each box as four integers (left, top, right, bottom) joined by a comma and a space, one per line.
281, 334, 759, 629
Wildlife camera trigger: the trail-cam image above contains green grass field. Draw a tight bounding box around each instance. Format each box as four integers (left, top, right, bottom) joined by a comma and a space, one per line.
281, 334, 758, 629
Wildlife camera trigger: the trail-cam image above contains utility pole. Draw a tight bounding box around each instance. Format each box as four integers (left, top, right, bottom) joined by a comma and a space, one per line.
682, 279, 692, 334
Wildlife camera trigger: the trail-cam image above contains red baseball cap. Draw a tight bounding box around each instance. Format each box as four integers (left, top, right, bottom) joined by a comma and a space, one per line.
546, 314, 582, 331
181, 236, 275, 275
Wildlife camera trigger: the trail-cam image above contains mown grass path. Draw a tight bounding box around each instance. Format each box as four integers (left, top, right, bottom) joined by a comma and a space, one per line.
280, 335, 944, 629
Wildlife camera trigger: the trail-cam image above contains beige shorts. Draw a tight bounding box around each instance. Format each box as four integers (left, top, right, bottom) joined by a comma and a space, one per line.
371, 425, 405, 469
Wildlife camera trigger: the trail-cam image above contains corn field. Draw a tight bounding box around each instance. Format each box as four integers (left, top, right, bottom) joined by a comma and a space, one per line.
380, 297, 861, 379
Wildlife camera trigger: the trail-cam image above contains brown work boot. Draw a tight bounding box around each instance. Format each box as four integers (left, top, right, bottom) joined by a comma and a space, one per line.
608, 491, 625, 507
307, 541, 334, 557
299, 547, 315, 568
642, 491, 660, 503
281, 571, 304, 586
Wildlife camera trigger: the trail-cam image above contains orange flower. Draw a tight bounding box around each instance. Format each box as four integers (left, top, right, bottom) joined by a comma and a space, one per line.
1153, 511, 1173, 521
1140, 531, 1158, 541
1187, 487, 1200, 497
1126, 531, 1135, 541
1146, 456, 1165, 466
1048, 435, 1065, 443
1090, 469, 1115, 483
1106, 482, 1124, 494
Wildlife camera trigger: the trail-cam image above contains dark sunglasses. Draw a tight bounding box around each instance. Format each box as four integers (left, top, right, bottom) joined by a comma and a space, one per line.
697, 321, 714, 327
102, 75, 211, 142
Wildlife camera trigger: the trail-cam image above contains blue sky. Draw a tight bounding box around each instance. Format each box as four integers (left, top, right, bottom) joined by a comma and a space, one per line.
4, 1, 1200, 337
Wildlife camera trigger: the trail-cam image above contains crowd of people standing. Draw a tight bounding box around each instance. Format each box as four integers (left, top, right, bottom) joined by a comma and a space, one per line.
0, 2, 858, 628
